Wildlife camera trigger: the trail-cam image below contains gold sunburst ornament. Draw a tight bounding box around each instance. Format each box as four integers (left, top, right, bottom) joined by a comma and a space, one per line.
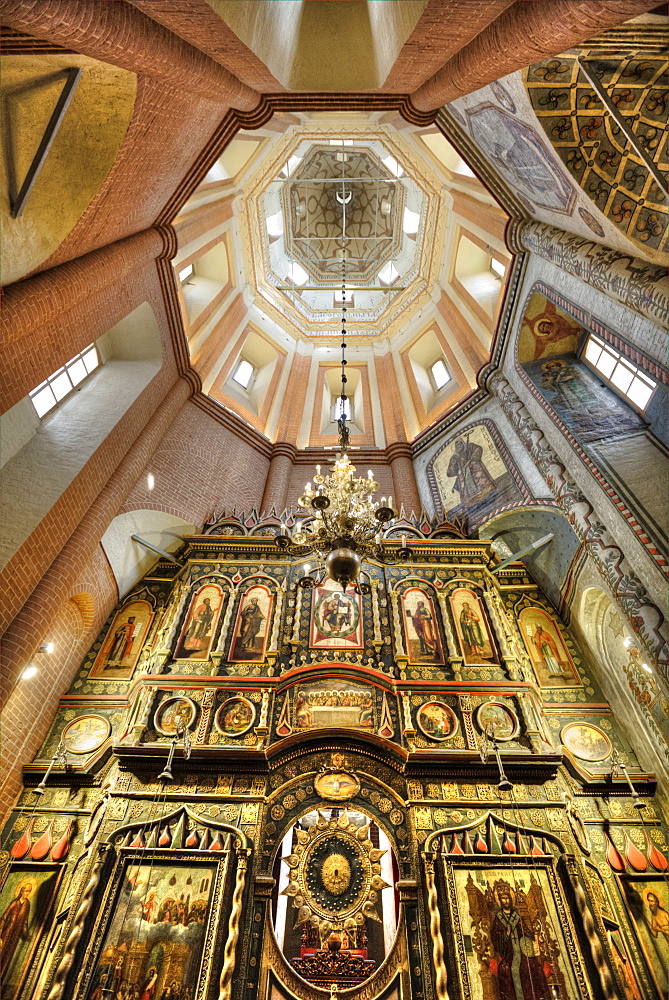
281, 810, 390, 946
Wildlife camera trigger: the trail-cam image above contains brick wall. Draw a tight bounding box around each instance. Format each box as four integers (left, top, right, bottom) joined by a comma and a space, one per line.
0, 545, 117, 817
120, 399, 271, 525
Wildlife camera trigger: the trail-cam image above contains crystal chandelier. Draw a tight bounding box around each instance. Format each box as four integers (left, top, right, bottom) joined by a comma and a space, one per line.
278, 204, 410, 591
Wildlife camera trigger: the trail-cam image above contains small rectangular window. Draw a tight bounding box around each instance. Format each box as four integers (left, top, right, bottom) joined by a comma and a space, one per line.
29, 344, 100, 418
490, 257, 506, 278
582, 333, 656, 412
179, 263, 194, 283
233, 359, 254, 389
431, 359, 450, 390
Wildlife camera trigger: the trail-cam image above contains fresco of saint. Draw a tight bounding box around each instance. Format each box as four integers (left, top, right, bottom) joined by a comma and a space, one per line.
402, 588, 444, 664
450, 588, 496, 665
90, 600, 153, 679
230, 586, 272, 662
175, 585, 224, 659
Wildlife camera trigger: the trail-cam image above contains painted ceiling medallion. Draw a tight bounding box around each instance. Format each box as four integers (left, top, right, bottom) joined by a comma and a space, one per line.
281, 810, 389, 939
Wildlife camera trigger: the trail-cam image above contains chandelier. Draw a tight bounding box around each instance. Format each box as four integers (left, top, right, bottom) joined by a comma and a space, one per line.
277, 198, 410, 591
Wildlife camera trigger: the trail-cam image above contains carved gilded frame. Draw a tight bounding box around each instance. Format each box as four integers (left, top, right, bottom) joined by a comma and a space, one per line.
73, 848, 230, 1000
440, 856, 591, 1000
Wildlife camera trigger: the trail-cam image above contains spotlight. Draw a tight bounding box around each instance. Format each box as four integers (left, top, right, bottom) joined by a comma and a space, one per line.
22, 665, 38, 680
39, 641, 54, 654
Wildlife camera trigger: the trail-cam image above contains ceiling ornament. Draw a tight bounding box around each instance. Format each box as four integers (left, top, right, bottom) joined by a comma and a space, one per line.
281, 809, 389, 943
240, 123, 444, 340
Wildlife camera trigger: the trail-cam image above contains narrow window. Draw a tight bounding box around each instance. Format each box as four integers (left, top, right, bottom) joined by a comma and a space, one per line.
490, 257, 506, 278
30, 345, 100, 418
334, 396, 352, 421
232, 359, 255, 389
582, 333, 656, 411
431, 359, 451, 391
179, 263, 193, 283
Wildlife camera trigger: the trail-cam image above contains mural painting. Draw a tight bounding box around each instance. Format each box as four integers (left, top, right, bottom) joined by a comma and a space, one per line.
401, 587, 444, 664
621, 878, 669, 999
61, 715, 111, 755
90, 600, 153, 680
561, 723, 612, 763
450, 864, 585, 1000
310, 581, 362, 649
416, 701, 458, 741
86, 862, 215, 1000
215, 697, 255, 737
154, 697, 197, 738
293, 681, 374, 730
523, 354, 646, 444
0, 864, 62, 1000
465, 102, 576, 215
175, 585, 224, 659
229, 585, 273, 662
607, 927, 644, 1000
519, 607, 580, 688
450, 588, 497, 665
431, 423, 525, 527
517, 292, 582, 363
475, 701, 519, 741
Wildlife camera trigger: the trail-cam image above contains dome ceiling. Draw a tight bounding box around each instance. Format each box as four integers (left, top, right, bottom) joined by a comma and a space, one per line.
282, 144, 403, 284
240, 120, 446, 341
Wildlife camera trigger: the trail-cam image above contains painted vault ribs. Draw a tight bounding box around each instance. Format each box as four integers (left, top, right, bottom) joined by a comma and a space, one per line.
1, 517, 666, 1000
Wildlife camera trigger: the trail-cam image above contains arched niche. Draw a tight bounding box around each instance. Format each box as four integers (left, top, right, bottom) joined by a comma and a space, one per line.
270, 805, 401, 990
101, 509, 195, 598
479, 506, 580, 612
574, 584, 669, 807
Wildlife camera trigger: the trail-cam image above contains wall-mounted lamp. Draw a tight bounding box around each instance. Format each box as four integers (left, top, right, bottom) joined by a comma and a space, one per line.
39, 641, 55, 654
21, 664, 38, 680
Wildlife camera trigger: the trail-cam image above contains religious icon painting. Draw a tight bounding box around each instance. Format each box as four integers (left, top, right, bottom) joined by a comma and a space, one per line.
89, 599, 153, 680
561, 722, 612, 762
606, 926, 644, 1000
214, 697, 256, 737
61, 714, 111, 754
450, 588, 497, 665
81, 855, 223, 1000
153, 696, 198, 737
443, 858, 589, 1000
519, 607, 581, 688
619, 876, 669, 1000
0, 863, 63, 1000
401, 587, 444, 664
293, 680, 374, 730
313, 771, 360, 801
174, 584, 224, 659
416, 701, 458, 741
475, 701, 520, 742
310, 580, 362, 649
229, 584, 273, 662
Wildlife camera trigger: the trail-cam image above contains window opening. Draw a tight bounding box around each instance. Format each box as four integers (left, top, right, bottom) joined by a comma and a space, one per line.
582, 333, 656, 411
179, 263, 194, 283
431, 359, 451, 391
334, 396, 352, 421
232, 359, 255, 389
30, 345, 100, 418
490, 257, 506, 278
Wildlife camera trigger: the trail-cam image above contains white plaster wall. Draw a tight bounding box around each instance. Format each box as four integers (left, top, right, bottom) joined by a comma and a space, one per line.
101, 510, 196, 597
